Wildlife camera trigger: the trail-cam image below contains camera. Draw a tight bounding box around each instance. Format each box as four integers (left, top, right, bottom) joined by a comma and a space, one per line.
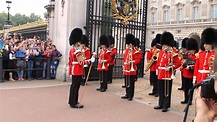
201, 76, 217, 99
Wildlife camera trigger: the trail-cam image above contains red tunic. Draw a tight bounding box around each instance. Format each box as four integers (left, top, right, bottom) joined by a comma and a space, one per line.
97, 49, 111, 71
156, 50, 181, 80
146, 48, 158, 72
82, 47, 91, 67
123, 48, 141, 75
68, 47, 84, 76
182, 54, 196, 78
109, 47, 117, 65
194, 50, 215, 84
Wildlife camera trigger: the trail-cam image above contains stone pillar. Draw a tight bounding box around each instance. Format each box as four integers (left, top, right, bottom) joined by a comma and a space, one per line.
50, 0, 87, 81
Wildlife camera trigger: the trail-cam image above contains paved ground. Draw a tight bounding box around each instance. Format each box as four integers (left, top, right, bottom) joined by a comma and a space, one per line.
0, 71, 195, 122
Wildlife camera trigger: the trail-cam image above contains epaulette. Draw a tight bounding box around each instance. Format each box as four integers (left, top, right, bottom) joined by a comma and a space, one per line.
106, 49, 111, 53
134, 50, 140, 54
195, 53, 199, 58
123, 49, 126, 55
172, 52, 178, 57
146, 49, 150, 52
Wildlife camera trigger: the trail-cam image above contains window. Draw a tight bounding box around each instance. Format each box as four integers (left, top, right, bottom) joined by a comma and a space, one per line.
193, 6, 198, 19
211, 4, 217, 18
151, 12, 155, 23
177, 8, 182, 21
163, 10, 168, 22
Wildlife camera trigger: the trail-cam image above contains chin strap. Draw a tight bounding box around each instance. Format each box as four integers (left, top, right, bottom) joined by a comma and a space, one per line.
183, 83, 201, 122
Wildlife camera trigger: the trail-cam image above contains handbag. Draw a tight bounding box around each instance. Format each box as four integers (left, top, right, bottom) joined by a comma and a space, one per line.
16, 60, 25, 68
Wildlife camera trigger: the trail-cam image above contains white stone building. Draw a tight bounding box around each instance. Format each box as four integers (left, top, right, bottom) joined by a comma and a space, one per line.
147, 0, 217, 48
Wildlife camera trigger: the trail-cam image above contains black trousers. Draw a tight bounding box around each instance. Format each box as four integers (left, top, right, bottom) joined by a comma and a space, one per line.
99, 70, 108, 89
158, 80, 173, 108
68, 75, 82, 106
108, 65, 114, 83
181, 72, 185, 89
81, 67, 89, 84
183, 77, 193, 101
124, 75, 136, 98
150, 71, 158, 94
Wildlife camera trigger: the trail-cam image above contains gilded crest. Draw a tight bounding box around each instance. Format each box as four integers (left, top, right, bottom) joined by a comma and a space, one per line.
111, 0, 138, 26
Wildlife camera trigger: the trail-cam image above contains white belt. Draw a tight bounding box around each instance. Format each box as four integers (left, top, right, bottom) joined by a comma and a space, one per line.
158, 67, 166, 70
198, 70, 210, 73
72, 62, 79, 64
84, 64, 88, 67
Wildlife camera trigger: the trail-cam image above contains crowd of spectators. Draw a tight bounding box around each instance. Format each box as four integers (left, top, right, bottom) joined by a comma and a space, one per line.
0, 33, 62, 81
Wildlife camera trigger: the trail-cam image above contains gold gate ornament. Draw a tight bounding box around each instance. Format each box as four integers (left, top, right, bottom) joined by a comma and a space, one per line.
111, 0, 138, 26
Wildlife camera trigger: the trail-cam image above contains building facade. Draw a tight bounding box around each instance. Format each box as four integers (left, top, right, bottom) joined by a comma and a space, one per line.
146, 0, 217, 48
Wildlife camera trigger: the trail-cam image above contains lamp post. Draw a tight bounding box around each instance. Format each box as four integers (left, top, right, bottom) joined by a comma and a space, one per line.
3, 1, 12, 37
6, 1, 12, 25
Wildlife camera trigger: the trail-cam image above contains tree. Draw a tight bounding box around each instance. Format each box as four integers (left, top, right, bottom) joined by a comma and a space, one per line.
0, 12, 42, 30
0, 12, 8, 30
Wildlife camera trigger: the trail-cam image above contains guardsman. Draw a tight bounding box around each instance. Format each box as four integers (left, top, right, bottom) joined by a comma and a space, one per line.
180, 38, 199, 104
68, 28, 85, 108
107, 35, 117, 84
134, 38, 142, 81
121, 34, 141, 101
80, 35, 91, 86
146, 38, 159, 97
154, 32, 181, 112
178, 38, 189, 91
193, 28, 216, 85
96, 35, 111, 92
146, 33, 161, 97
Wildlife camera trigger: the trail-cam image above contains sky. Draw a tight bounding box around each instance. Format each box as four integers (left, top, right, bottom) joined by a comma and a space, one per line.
0, 0, 49, 18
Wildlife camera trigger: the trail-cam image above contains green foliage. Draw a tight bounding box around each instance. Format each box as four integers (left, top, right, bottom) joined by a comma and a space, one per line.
0, 12, 42, 30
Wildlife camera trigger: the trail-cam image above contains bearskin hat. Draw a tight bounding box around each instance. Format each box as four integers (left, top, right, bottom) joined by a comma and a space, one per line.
126, 34, 136, 45
155, 33, 162, 44
186, 38, 199, 52
200, 42, 205, 51
181, 38, 188, 48
135, 38, 140, 47
160, 32, 174, 47
81, 35, 89, 47
174, 40, 178, 48
151, 38, 156, 47
69, 28, 83, 46
99, 35, 109, 48
108, 35, 115, 45
214, 29, 217, 46
190, 35, 200, 44
201, 28, 217, 45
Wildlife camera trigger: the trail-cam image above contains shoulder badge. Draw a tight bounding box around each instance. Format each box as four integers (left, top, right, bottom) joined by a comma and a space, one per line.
195, 53, 199, 58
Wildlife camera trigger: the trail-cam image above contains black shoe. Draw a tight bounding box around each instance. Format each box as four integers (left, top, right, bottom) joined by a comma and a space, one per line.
148, 92, 156, 96
100, 89, 106, 92
128, 98, 133, 101
181, 100, 188, 104
121, 95, 128, 99
178, 87, 184, 90
122, 85, 126, 88
162, 108, 168, 112
154, 105, 163, 109
70, 104, 84, 109
154, 94, 159, 97
96, 88, 101, 91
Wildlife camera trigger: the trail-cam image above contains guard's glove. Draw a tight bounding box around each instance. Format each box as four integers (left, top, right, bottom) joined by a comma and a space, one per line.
193, 76, 196, 84
90, 56, 95, 63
